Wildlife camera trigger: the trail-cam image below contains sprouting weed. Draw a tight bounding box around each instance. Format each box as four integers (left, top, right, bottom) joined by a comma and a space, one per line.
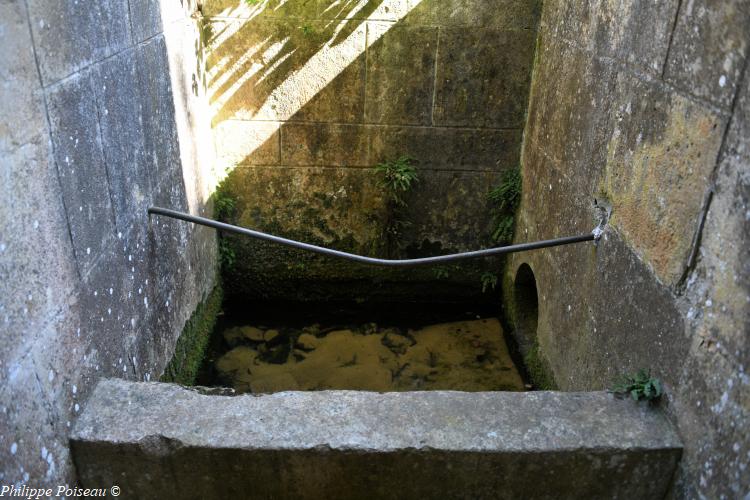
609, 369, 663, 401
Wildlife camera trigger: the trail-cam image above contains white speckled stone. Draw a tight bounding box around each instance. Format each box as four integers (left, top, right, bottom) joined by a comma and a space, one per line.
72, 379, 682, 499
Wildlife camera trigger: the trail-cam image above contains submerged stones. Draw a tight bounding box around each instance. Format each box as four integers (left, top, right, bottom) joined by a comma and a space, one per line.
223, 326, 264, 346
213, 318, 525, 393
381, 331, 413, 355
295, 333, 319, 351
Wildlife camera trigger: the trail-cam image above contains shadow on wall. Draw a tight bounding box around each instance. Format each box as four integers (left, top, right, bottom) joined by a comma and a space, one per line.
198, 0, 538, 302
206, 0, 388, 124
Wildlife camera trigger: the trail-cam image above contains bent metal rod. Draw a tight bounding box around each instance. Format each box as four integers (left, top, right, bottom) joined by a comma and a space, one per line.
148, 206, 599, 268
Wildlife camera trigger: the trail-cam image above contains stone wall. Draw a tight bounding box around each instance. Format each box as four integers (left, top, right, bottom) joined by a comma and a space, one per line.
503, 1, 749, 497
203, 0, 541, 301
0, 0, 217, 487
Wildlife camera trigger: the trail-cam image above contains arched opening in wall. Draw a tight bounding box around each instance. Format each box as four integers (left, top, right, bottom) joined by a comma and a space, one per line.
513, 263, 538, 343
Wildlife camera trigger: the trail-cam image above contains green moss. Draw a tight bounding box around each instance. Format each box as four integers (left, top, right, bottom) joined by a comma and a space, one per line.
523, 342, 557, 390
221, 229, 493, 303
212, 161, 496, 304
161, 283, 223, 385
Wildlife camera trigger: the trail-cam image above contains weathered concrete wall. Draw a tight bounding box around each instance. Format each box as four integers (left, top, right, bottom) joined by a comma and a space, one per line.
0, 0, 217, 487
503, 1, 749, 497
72, 379, 682, 500
203, 0, 541, 301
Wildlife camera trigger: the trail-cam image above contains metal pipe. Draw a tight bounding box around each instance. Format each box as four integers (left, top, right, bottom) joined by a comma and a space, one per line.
148, 206, 597, 267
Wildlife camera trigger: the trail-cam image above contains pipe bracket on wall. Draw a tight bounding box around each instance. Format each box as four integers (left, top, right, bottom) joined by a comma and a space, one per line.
148, 206, 598, 268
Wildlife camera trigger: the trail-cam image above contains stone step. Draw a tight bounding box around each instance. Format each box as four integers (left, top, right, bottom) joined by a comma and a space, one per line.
71, 379, 682, 499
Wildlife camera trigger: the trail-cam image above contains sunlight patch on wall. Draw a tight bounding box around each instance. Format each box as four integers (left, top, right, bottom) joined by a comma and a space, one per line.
205, 0, 422, 193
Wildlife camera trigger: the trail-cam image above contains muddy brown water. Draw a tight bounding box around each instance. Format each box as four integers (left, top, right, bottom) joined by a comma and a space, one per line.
198, 301, 526, 393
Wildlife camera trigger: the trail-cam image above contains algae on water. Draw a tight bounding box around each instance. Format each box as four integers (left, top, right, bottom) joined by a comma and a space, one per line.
213, 318, 525, 393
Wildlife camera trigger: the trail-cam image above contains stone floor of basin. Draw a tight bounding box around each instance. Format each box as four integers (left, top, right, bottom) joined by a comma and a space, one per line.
211, 318, 525, 393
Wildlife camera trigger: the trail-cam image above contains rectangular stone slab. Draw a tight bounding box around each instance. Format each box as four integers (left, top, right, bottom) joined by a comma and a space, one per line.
71, 379, 682, 499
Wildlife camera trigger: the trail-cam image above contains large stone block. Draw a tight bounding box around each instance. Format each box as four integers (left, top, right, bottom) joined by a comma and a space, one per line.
217, 164, 393, 301
686, 68, 750, 364
0, 353, 73, 489
128, 0, 163, 42
365, 23, 437, 125
26, 0, 131, 85
281, 123, 369, 166
664, 0, 749, 109
221, 165, 384, 252
433, 28, 535, 128
147, 181, 200, 371
288, 54, 366, 123
0, 0, 47, 151
74, 238, 144, 378
46, 72, 117, 275
406, 0, 540, 30
94, 50, 152, 235
542, 0, 678, 75
588, 229, 688, 390
672, 345, 750, 499
601, 73, 725, 286
518, 150, 599, 248
213, 120, 281, 169
369, 126, 521, 171
73, 380, 682, 500
0, 141, 78, 359
524, 34, 617, 193
135, 35, 182, 189
400, 170, 502, 252
207, 17, 366, 123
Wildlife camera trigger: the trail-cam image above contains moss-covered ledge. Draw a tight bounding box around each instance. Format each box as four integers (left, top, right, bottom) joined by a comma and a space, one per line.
161, 284, 223, 385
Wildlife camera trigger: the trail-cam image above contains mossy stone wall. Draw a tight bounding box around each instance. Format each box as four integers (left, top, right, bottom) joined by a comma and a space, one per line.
162, 284, 223, 385
504, 1, 750, 497
202, 0, 541, 301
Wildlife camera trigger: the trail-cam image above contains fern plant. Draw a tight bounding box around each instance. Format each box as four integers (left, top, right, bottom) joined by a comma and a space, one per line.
488, 167, 521, 245
609, 369, 663, 401
375, 156, 418, 257
214, 192, 236, 221
375, 156, 418, 205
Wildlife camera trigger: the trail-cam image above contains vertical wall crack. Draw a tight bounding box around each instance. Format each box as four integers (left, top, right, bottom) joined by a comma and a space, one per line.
677, 49, 749, 290
660, 0, 683, 79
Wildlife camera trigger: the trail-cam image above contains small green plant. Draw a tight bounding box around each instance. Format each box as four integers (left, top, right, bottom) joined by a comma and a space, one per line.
480, 272, 498, 293
219, 239, 236, 270
212, 187, 237, 271
375, 156, 418, 204
433, 266, 451, 279
244, 0, 261, 5
214, 193, 236, 221
200, 19, 214, 47
609, 369, 663, 401
375, 156, 418, 257
301, 24, 315, 36
488, 167, 521, 244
